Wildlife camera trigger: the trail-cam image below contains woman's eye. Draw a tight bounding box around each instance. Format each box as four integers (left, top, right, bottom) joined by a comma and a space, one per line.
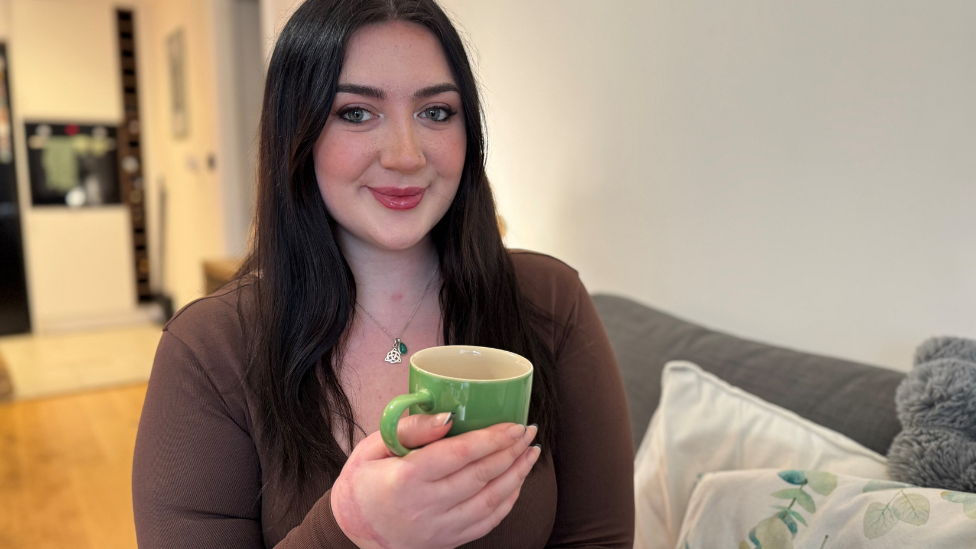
420, 106, 455, 123
339, 107, 374, 124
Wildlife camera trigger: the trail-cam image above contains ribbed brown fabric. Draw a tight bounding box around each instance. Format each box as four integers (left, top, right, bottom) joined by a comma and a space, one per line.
132, 251, 634, 548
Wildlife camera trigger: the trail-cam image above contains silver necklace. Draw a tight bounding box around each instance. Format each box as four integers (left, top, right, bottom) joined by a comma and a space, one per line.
356, 266, 438, 364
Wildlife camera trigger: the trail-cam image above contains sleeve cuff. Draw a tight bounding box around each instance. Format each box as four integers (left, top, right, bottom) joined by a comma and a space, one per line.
275, 489, 360, 549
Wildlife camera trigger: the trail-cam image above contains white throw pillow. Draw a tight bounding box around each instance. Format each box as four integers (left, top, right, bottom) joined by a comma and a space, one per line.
678, 469, 976, 548
634, 361, 890, 549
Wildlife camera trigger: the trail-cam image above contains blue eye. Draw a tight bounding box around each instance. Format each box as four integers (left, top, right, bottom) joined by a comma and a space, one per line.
420, 106, 456, 123
338, 107, 374, 124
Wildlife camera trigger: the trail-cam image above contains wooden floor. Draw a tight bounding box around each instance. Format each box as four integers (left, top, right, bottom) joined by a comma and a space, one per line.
0, 383, 147, 549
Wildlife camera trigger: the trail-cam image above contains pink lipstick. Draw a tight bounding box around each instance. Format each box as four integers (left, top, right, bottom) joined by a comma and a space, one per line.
368, 186, 426, 210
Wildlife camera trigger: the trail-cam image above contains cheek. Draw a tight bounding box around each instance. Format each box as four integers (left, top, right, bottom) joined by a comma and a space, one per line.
314, 128, 377, 199
430, 125, 467, 186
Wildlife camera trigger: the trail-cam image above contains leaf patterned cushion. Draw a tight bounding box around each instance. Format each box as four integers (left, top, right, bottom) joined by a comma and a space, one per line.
678, 469, 976, 549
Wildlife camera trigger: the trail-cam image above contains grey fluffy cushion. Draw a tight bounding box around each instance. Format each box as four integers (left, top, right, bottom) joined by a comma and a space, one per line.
887, 337, 976, 492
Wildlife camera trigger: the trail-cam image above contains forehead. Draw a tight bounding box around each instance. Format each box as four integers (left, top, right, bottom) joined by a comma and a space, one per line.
340, 21, 456, 92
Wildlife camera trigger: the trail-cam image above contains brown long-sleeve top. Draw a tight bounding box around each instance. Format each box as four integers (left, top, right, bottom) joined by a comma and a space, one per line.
132, 251, 634, 548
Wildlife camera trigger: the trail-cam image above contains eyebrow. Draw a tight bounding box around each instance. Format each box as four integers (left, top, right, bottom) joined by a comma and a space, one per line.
335, 83, 461, 100
414, 83, 461, 99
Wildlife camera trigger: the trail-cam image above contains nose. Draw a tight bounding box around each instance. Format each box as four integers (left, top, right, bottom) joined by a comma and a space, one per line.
379, 116, 427, 174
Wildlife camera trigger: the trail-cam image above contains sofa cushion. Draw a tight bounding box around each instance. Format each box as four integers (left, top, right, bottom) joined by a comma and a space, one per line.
634, 361, 890, 549
591, 294, 905, 455
678, 469, 976, 548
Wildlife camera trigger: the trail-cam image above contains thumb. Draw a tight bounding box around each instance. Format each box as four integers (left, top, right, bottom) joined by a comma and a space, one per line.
397, 411, 454, 450
352, 412, 454, 462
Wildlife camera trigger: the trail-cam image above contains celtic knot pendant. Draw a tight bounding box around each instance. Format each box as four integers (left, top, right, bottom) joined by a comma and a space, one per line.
385, 338, 408, 364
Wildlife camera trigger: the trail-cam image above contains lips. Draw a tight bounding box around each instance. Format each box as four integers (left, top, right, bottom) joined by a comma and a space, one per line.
368, 186, 426, 210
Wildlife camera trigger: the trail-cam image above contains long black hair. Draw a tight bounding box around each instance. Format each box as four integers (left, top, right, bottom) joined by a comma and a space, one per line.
239, 0, 558, 493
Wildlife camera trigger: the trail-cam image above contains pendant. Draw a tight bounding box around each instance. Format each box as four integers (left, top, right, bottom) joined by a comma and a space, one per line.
385, 338, 408, 364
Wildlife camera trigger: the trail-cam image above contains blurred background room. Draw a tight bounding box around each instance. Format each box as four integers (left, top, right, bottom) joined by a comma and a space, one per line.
0, 0, 973, 547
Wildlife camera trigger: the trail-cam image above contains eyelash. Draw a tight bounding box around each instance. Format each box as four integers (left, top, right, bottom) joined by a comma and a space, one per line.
335, 106, 458, 125
336, 107, 374, 124
420, 106, 458, 123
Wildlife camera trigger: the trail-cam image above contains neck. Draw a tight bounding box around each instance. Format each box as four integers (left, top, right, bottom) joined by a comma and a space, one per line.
336, 228, 440, 317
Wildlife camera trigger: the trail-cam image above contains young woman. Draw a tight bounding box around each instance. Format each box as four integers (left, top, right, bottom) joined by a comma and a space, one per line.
132, 1, 633, 547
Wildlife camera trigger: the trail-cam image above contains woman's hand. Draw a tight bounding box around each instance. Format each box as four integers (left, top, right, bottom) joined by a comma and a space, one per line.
331, 414, 540, 549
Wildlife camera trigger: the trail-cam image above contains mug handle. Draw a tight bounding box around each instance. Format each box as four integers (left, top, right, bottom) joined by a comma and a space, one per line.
380, 389, 435, 457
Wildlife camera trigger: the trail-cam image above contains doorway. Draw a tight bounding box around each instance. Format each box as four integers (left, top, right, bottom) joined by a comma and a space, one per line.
213, 0, 263, 257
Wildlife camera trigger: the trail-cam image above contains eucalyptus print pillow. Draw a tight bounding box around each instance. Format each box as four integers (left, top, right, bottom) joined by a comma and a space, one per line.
677, 469, 976, 549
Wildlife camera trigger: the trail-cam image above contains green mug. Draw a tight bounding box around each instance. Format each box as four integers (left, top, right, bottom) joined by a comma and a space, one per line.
380, 345, 533, 456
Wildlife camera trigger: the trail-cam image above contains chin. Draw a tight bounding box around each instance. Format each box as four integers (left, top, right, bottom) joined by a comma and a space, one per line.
366, 224, 435, 252
334, 198, 450, 252
366, 206, 447, 251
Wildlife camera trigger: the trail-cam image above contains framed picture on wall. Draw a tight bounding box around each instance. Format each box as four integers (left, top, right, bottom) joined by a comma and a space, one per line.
167, 28, 189, 139
25, 122, 121, 207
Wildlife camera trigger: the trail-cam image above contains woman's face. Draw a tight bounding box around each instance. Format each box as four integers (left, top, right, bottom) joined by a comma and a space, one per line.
314, 21, 466, 253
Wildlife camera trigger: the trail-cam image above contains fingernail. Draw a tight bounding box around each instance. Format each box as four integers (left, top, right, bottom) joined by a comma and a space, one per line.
437, 412, 455, 426
528, 423, 538, 435
530, 444, 542, 459
508, 423, 525, 439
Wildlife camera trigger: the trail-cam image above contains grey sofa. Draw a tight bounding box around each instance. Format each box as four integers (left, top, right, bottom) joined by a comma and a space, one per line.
591, 294, 906, 456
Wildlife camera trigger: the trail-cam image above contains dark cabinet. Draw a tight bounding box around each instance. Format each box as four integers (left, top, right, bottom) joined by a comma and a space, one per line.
0, 43, 31, 335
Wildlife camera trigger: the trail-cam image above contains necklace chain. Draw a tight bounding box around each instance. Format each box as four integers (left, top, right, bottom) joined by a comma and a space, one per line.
356, 264, 438, 357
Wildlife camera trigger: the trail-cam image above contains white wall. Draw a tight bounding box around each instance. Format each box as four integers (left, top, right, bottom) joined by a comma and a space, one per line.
440, 0, 976, 371
141, 0, 228, 308
211, 0, 263, 258
259, 0, 302, 62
